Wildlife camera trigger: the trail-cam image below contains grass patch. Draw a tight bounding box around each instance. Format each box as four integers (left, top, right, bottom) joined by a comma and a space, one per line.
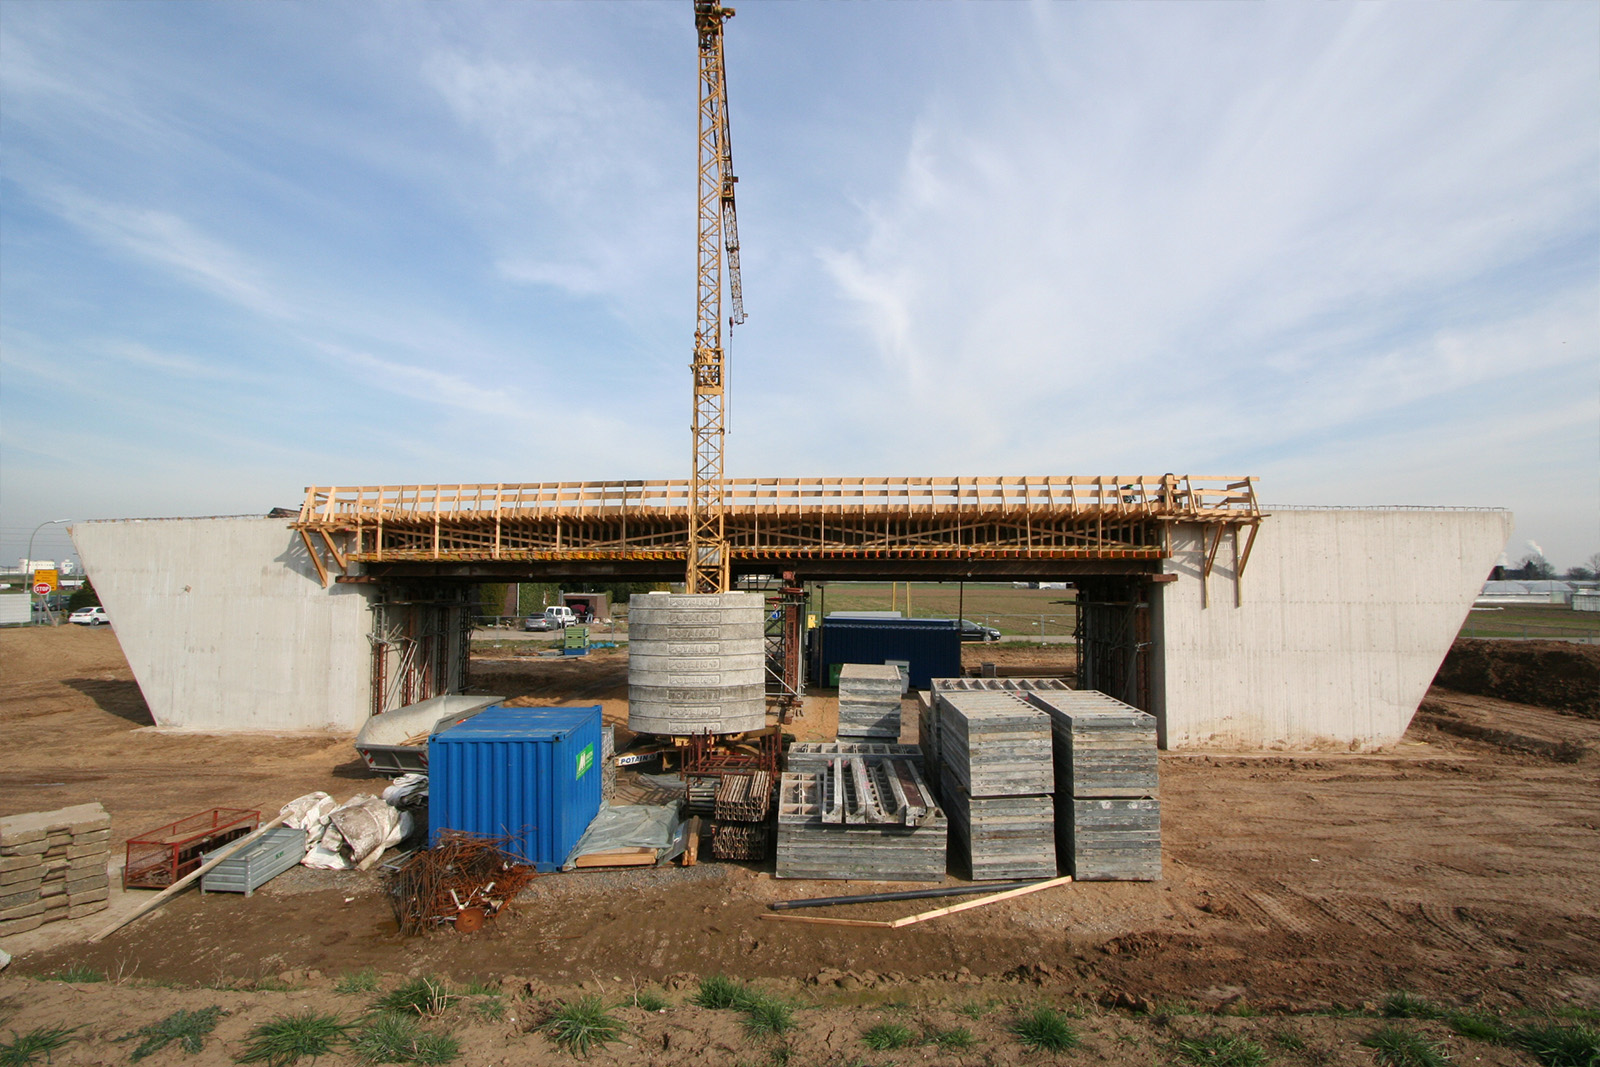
124, 1007, 222, 1061
1362, 1026, 1451, 1067
924, 1025, 975, 1049
1510, 1023, 1600, 1067
456, 979, 499, 997
1384, 993, 1446, 1020
236, 1012, 350, 1067
351, 1014, 460, 1065
742, 996, 795, 1037
693, 974, 753, 1010
474, 1000, 506, 1023
44, 964, 105, 984
1546, 1008, 1600, 1025
376, 977, 457, 1019
631, 989, 668, 1012
1176, 1033, 1270, 1067
0, 1027, 78, 1066
1011, 1006, 1079, 1053
862, 1022, 915, 1050
542, 996, 627, 1056
1446, 1012, 1509, 1043
958, 1000, 991, 1020
335, 969, 381, 995
1271, 1030, 1308, 1052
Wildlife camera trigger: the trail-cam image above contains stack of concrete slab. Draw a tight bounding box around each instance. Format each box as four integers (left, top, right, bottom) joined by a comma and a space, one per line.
1027, 689, 1161, 880
0, 802, 112, 936
836, 664, 904, 740
775, 757, 945, 880
934, 690, 1056, 880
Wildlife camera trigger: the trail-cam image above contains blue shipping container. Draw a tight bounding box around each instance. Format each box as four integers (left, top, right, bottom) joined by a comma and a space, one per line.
812, 618, 961, 689
428, 705, 603, 871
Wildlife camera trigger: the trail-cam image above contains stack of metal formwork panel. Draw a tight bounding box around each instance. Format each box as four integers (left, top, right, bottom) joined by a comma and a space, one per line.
1026, 689, 1161, 881
935, 690, 1056, 880
836, 664, 904, 740
785, 742, 922, 775
925, 678, 1071, 802
775, 757, 946, 880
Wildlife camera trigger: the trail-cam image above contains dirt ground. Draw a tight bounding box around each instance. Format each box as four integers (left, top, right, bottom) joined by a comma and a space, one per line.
1435, 639, 1600, 719
0, 625, 1596, 1066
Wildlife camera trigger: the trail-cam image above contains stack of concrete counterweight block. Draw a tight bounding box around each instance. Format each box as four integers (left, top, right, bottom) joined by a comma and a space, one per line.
0, 802, 112, 936
627, 592, 766, 735
934, 690, 1056, 880
835, 664, 905, 740
1027, 689, 1161, 881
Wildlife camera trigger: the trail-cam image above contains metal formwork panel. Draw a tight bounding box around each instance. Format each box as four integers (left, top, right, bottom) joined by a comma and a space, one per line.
1026, 690, 1158, 799
775, 770, 947, 881
1060, 798, 1161, 881
935, 690, 1054, 798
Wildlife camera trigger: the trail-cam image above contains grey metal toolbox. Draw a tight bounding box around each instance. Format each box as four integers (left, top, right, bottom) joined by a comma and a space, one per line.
200, 827, 307, 896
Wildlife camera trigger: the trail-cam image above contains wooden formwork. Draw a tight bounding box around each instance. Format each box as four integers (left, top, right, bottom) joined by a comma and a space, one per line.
288, 475, 1263, 578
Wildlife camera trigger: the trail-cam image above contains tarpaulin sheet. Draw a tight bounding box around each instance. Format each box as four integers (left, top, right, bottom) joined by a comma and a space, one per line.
562, 803, 686, 870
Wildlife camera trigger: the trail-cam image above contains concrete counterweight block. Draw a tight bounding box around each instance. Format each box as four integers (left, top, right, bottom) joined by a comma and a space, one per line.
627, 592, 767, 735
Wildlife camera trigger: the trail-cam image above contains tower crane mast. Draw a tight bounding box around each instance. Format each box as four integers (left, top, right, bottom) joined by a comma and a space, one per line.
687, 0, 744, 594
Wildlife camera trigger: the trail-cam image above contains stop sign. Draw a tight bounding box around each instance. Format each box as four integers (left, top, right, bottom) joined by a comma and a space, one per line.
32, 582, 51, 596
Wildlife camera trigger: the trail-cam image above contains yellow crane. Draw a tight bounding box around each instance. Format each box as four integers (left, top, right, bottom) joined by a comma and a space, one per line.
687, 0, 745, 594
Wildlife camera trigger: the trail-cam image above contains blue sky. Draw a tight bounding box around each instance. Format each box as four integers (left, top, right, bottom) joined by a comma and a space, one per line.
2, 1, 1596, 570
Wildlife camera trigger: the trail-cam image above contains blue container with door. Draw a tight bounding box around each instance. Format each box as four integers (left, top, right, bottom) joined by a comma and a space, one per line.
428, 704, 603, 871
811, 617, 961, 690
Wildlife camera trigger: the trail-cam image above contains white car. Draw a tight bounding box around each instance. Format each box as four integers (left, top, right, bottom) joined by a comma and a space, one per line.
68, 606, 109, 627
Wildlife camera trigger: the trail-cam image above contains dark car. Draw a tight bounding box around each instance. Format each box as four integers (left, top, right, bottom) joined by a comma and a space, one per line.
959, 619, 1001, 642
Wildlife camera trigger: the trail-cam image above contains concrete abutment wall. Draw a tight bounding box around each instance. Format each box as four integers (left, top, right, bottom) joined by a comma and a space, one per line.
72, 517, 375, 731
1151, 508, 1512, 749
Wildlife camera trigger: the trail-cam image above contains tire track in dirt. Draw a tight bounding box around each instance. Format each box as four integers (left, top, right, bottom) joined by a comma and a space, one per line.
1242, 890, 1315, 935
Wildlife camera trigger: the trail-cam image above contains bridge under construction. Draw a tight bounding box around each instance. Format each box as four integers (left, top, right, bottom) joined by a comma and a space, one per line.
290, 474, 1263, 584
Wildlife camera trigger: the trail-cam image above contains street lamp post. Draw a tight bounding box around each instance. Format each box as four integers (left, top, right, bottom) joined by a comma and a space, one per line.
26, 518, 71, 625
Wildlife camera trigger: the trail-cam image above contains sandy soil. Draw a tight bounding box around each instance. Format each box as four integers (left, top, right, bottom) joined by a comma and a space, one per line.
0, 625, 1596, 1066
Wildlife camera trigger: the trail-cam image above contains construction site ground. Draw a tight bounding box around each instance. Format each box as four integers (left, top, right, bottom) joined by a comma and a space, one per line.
0, 625, 1595, 1066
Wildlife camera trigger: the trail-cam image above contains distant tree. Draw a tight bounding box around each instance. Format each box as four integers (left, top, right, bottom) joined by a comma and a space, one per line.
1566, 565, 1596, 581
66, 579, 99, 612
476, 583, 515, 619
1514, 554, 1557, 580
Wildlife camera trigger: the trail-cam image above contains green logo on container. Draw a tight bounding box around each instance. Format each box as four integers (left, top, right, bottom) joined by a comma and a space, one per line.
576, 744, 594, 780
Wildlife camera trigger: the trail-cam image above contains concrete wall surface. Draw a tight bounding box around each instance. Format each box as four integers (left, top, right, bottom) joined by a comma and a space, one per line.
71, 517, 374, 731
1155, 508, 1512, 749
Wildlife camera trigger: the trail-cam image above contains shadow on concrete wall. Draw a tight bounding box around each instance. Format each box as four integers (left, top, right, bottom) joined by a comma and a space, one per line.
274, 528, 324, 587
65, 678, 154, 727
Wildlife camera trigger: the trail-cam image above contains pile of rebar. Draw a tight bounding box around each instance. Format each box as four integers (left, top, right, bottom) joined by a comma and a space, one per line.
383, 831, 539, 935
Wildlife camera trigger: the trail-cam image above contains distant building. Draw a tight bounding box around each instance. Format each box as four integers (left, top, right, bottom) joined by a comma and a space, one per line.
1475, 579, 1577, 606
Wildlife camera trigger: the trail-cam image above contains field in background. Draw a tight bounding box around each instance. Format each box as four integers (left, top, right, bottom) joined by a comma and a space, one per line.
810, 581, 1077, 637
1457, 603, 1600, 641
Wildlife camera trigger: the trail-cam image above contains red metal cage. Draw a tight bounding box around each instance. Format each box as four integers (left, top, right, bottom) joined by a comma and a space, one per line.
123, 808, 260, 889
